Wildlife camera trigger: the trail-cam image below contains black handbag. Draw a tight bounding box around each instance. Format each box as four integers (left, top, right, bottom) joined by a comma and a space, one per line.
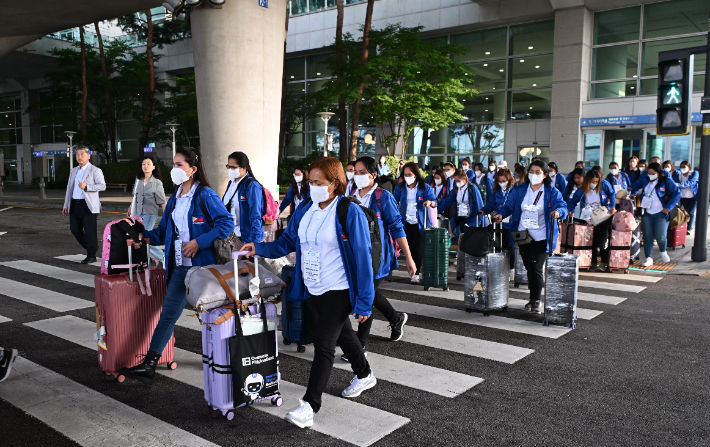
511, 229, 533, 245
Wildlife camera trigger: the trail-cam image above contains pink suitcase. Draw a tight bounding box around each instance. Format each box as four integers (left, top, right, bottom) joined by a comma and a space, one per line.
667, 223, 687, 250
607, 229, 633, 273
561, 219, 593, 270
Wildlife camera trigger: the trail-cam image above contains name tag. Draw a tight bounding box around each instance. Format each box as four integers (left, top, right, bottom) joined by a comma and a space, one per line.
303, 251, 321, 283
174, 239, 183, 266
522, 204, 540, 230
406, 203, 417, 220
458, 201, 469, 217
641, 196, 652, 209
613, 185, 622, 193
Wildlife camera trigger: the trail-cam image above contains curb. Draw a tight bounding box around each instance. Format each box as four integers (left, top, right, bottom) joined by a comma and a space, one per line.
0, 200, 132, 213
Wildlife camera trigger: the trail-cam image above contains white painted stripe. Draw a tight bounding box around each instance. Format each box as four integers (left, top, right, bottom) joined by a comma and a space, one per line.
27, 316, 410, 447
0, 231, 6, 236
0, 315, 11, 323
579, 271, 662, 283
0, 357, 218, 447
509, 288, 626, 305
0, 207, 12, 212
0, 260, 95, 287
55, 254, 101, 267
578, 280, 645, 293
387, 299, 571, 338
0, 277, 93, 312
379, 283, 604, 318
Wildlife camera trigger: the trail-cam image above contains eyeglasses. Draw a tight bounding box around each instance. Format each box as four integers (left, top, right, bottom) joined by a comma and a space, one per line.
225, 165, 240, 170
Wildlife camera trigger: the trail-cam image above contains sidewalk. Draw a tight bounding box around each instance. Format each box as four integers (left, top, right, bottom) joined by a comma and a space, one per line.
663, 223, 710, 276
0, 186, 134, 213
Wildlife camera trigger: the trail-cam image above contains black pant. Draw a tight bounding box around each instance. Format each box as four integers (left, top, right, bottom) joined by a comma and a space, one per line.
355, 278, 397, 346
303, 289, 371, 413
405, 222, 422, 272
592, 218, 612, 264
518, 239, 548, 302
69, 199, 98, 257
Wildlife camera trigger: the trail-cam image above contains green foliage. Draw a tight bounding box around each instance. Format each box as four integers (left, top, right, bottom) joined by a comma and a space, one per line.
282, 89, 331, 155
117, 13, 191, 49
152, 73, 200, 149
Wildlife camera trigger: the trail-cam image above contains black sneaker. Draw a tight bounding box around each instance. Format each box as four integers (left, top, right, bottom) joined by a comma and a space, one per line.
525, 301, 532, 310
389, 313, 408, 342
81, 256, 97, 264
341, 348, 367, 363
0, 348, 19, 383
530, 300, 541, 314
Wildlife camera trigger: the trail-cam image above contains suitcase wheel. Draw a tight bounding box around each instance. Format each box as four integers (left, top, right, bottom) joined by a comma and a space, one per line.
167, 361, 177, 370
225, 410, 235, 421
424, 287, 430, 291
283, 338, 292, 346
272, 396, 283, 407
483, 311, 490, 317
465, 308, 473, 313
297, 345, 306, 353
443, 286, 449, 292
456, 276, 461, 281
116, 374, 125, 383
542, 320, 550, 327
568, 323, 577, 329
502, 306, 508, 312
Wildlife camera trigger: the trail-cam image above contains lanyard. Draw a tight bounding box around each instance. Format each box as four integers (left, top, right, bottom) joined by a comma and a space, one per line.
458, 185, 469, 204
305, 202, 336, 246
527, 189, 543, 207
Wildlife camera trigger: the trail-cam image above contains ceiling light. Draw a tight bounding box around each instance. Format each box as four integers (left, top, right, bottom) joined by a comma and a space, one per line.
532, 84, 537, 86
463, 99, 466, 101
632, 75, 637, 78
485, 52, 490, 55
465, 73, 468, 75
302, 89, 305, 91
499, 69, 504, 72
483, 64, 488, 67
520, 59, 524, 63
485, 109, 489, 112
485, 97, 488, 100
290, 76, 294, 79
417, 71, 420, 73
493, 87, 496, 89
529, 107, 533, 109
316, 72, 321, 75
535, 66, 540, 68
528, 46, 533, 50
630, 86, 635, 89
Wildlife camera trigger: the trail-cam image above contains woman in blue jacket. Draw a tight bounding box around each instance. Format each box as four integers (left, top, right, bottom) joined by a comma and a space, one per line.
242, 157, 375, 429
631, 162, 681, 267
119, 147, 234, 384
395, 162, 437, 283
674, 160, 699, 234
222, 152, 266, 244
547, 162, 567, 195
431, 169, 448, 204
279, 166, 310, 215
606, 161, 631, 193
494, 160, 567, 313
480, 168, 516, 267
438, 168, 485, 239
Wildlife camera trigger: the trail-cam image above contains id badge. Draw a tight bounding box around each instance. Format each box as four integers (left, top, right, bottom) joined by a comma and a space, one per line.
174, 239, 183, 266
641, 196, 652, 209
303, 251, 321, 283
613, 184, 622, 193
458, 201, 469, 217
522, 205, 539, 230
406, 203, 417, 220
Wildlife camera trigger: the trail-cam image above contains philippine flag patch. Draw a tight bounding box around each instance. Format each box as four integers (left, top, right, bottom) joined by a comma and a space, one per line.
241, 196, 247, 200
192, 217, 204, 223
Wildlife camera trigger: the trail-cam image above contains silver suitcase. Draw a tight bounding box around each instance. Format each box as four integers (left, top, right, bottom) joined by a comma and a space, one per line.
513, 244, 528, 287
464, 223, 509, 316
543, 228, 579, 329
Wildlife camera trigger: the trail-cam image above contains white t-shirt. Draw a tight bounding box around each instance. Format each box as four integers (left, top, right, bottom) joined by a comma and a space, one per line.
586, 189, 601, 206
435, 184, 443, 198
172, 182, 199, 267
223, 178, 244, 237
644, 180, 664, 214
680, 173, 693, 198
518, 185, 546, 241
354, 187, 375, 209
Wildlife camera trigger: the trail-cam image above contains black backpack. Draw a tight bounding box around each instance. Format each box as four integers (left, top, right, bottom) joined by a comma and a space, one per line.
107, 218, 148, 274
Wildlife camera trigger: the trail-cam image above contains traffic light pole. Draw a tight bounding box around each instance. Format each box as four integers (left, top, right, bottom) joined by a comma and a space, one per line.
691, 19, 710, 262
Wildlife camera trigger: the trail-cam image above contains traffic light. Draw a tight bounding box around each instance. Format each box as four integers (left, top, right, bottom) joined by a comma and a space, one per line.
656, 56, 691, 136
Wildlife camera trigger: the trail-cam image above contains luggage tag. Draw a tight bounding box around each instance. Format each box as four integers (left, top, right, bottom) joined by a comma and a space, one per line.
174, 239, 183, 266
303, 251, 321, 282
522, 204, 540, 230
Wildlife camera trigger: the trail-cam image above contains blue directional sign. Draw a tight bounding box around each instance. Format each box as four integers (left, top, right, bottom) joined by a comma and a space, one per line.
259, 0, 268, 7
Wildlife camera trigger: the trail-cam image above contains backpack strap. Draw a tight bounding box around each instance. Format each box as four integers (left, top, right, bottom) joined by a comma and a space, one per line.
337, 196, 361, 239
243, 177, 267, 217
196, 186, 214, 227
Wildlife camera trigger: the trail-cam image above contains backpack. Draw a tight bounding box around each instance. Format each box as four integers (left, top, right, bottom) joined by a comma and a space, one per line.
338, 196, 382, 276
351, 186, 401, 257
612, 211, 638, 232
474, 181, 486, 204
617, 197, 635, 214
242, 178, 280, 225
100, 217, 148, 275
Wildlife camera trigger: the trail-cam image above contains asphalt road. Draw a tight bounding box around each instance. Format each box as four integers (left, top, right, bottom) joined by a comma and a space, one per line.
0, 206, 708, 446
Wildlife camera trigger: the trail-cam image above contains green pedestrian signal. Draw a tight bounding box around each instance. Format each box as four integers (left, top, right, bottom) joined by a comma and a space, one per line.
664, 86, 681, 104
656, 57, 690, 136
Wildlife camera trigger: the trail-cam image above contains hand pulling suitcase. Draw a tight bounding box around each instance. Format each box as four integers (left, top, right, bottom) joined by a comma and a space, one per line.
561, 216, 593, 271
94, 238, 176, 382
464, 222, 509, 316
280, 265, 317, 353
607, 229, 632, 273
543, 223, 579, 329
422, 214, 451, 291
667, 222, 687, 250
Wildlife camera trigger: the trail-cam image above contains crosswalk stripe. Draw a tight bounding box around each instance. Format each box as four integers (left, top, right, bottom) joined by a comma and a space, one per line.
26, 316, 410, 447
0, 277, 93, 312
509, 288, 626, 305
0, 260, 95, 288
386, 299, 571, 338
578, 271, 661, 283
0, 232, 7, 236
55, 254, 102, 267
0, 315, 11, 323
378, 283, 602, 319
0, 357, 219, 447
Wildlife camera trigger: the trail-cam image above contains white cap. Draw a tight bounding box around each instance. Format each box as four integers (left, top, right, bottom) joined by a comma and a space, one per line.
498, 160, 508, 168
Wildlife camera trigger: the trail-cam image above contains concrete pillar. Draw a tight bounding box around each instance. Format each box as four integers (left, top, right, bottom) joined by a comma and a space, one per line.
191, 0, 286, 197
549, 6, 592, 172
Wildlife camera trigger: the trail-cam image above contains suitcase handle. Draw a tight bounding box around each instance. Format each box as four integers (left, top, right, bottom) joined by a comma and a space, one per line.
548, 219, 560, 255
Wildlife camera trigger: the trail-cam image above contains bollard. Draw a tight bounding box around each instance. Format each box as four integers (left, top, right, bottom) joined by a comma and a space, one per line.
39, 177, 46, 200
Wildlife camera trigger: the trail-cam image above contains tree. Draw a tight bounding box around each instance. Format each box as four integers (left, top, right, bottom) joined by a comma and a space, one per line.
152, 73, 201, 149
348, 0, 375, 161
94, 23, 117, 162
335, 0, 348, 161
79, 27, 88, 145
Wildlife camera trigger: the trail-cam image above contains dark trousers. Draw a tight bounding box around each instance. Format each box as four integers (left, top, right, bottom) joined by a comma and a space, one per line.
69, 199, 98, 257
680, 197, 697, 230
303, 289, 371, 413
355, 278, 397, 346
592, 218, 612, 264
405, 222, 422, 272
518, 239, 548, 302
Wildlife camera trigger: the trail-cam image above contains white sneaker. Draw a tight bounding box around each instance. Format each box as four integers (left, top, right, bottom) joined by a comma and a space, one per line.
660, 252, 670, 263
341, 372, 377, 398
284, 399, 314, 428
410, 274, 420, 283
642, 257, 654, 267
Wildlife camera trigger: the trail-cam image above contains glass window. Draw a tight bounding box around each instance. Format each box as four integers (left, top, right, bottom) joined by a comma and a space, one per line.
0, 129, 18, 145
448, 123, 504, 154
642, 35, 708, 77
117, 121, 142, 141
306, 79, 329, 94
309, 0, 337, 12
509, 20, 554, 56
287, 82, 306, 97
592, 44, 639, 81
291, 0, 307, 14
285, 57, 305, 82
694, 130, 701, 169
459, 92, 506, 123
669, 135, 691, 165
591, 80, 637, 98
696, 74, 706, 92
450, 27, 507, 61
646, 131, 665, 160
519, 146, 549, 165
508, 88, 551, 120
408, 127, 447, 156
117, 140, 139, 160
357, 129, 376, 156
508, 54, 553, 88
639, 78, 657, 96
594, 6, 641, 45
306, 133, 323, 156
466, 60, 507, 91
306, 54, 332, 79
584, 133, 601, 168
643, 0, 710, 39
286, 133, 305, 157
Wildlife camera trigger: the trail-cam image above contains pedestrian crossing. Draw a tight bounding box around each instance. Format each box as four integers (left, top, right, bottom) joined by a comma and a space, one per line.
0, 260, 96, 287
0, 277, 93, 312
55, 254, 102, 267
0, 315, 11, 323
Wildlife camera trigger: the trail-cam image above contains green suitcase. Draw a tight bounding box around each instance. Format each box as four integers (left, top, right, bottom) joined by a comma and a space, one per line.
422, 226, 451, 291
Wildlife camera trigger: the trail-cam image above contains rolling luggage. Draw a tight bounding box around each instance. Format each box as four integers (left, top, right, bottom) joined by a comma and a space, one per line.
667, 222, 687, 250
543, 223, 579, 329
94, 238, 176, 382
630, 223, 642, 261
607, 229, 633, 273
513, 244, 528, 288
456, 235, 465, 281
280, 265, 317, 353
422, 221, 451, 291
464, 222, 509, 315
456, 216, 491, 280
560, 216, 593, 271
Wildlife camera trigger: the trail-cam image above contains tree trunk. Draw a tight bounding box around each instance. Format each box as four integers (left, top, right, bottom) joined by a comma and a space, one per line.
79, 27, 88, 145
139, 9, 156, 157
419, 127, 430, 161
277, 9, 290, 161
335, 0, 348, 161
95, 23, 118, 163
348, 0, 375, 161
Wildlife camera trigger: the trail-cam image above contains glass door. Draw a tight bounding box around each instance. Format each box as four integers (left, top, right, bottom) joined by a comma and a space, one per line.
603, 129, 642, 169
518, 146, 550, 166
645, 130, 665, 161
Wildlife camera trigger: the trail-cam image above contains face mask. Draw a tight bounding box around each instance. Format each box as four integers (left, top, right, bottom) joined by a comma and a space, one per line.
499, 181, 508, 189
445, 170, 454, 178
639, 167, 646, 172
681, 167, 689, 174
171, 167, 191, 185
456, 180, 466, 188
434, 178, 442, 186
549, 171, 556, 178
590, 183, 598, 191
528, 173, 543, 185
489, 166, 495, 172
380, 159, 386, 165
648, 174, 658, 181
310, 183, 333, 205
346, 172, 354, 180
664, 167, 672, 172
462, 165, 469, 172
609, 168, 619, 176
354, 174, 371, 190
474, 170, 481, 177
404, 176, 416, 186
293, 174, 303, 183
228, 168, 244, 181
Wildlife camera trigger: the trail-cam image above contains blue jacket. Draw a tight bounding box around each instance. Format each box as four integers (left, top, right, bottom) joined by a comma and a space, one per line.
631, 175, 682, 219
222, 174, 265, 244
279, 182, 310, 214
465, 169, 475, 182
567, 179, 617, 212
551, 174, 567, 195
473, 174, 493, 197
430, 182, 449, 203
624, 168, 641, 186
606, 172, 631, 191
437, 181, 484, 227
255, 196, 375, 317
673, 170, 699, 196
143, 184, 234, 282
497, 183, 568, 251
362, 187, 406, 279
394, 182, 438, 233
482, 186, 514, 247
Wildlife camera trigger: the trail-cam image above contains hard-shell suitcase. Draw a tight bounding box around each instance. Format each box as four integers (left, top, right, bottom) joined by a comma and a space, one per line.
456, 235, 465, 281
630, 222, 641, 261
561, 217, 593, 271
543, 223, 579, 329
94, 239, 176, 382
607, 229, 632, 273
667, 222, 687, 250
464, 222, 509, 315
280, 265, 317, 353
513, 244, 528, 288
422, 224, 451, 292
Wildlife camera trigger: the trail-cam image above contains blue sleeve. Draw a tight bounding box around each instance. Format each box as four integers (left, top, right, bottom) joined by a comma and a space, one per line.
550, 187, 568, 217
380, 192, 406, 240
194, 189, 235, 250
279, 184, 294, 213
622, 173, 631, 190
631, 173, 648, 193
466, 170, 475, 182
498, 186, 521, 219
424, 183, 437, 202
471, 185, 484, 214
558, 175, 567, 194
347, 205, 375, 317
567, 189, 584, 211
664, 179, 682, 211
677, 172, 698, 188
244, 181, 266, 244
603, 181, 616, 210
142, 195, 173, 245
482, 189, 496, 214
255, 206, 302, 258
437, 188, 456, 212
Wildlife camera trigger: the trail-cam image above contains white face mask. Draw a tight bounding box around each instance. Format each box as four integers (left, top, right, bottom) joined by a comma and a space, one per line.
610, 168, 619, 176
648, 173, 658, 181
228, 168, 244, 181
462, 165, 469, 172
456, 180, 466, 188
549, 171, 556, 178
171, 167, 192, 185
499, 181, 508, 189
445, 170, 454, 178
434, 178, 442, 186
346, 172, 355, 180
293, 174, 303, 183
404, 176, 416, 186
354, 174, 371, 190
474, 170, 481, 177
380, 159, 386, 165
310, 182, 333, 205
590, 183, 598, 191
489, 166, 495, 172
639, 167, 646, 172
681, 167, 689, 174
528, 173, 543, 185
